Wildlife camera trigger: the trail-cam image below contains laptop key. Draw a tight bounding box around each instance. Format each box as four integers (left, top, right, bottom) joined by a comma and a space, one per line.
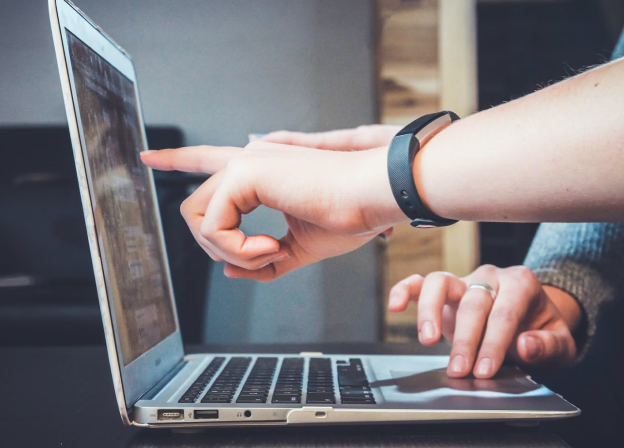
306, 393, 335, 404
237, 391, 266, 397
308, 386, 334, 394
205, 391, 233, 396
341, 398, 375, 405
272, 394, 301, 404
339, 385, 370, 391
338, 377, 369, 387
341, 393, 375, 400
242, 387, 268, 393
340, 389, 374, 396
237, 397, 266, 403
201, 398, 231, 403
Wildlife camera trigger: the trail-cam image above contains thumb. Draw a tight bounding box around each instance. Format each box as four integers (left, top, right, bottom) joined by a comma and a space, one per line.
516, 329, 576, 367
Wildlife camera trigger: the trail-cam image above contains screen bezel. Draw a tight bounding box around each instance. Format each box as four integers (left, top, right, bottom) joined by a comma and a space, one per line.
50, 0, 184, 412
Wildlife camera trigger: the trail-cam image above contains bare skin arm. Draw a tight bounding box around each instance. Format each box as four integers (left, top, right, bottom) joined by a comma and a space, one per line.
141, 59, 624, 281
416, 57, 624, 223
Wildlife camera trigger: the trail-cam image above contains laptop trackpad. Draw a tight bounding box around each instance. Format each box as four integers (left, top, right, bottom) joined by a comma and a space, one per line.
366, 356, 564, 410
389, 368, 537, 395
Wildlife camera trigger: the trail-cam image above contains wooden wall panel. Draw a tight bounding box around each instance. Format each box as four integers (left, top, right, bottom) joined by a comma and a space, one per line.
378, 0, 479, 342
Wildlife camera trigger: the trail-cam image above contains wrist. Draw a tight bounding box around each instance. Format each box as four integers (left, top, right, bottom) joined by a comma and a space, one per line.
355, 146, 409, 231
543, 285, 582, 332
412, 122, 454, 219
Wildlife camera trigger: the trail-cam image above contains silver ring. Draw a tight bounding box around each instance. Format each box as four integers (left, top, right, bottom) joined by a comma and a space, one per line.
467, 282, 497, 300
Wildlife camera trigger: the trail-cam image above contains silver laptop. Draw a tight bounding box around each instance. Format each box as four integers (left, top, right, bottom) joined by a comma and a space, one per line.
49, 0, 579, 428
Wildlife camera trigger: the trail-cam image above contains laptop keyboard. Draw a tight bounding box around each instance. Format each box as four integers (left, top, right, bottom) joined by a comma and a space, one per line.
306, 357, 335, 404
271, 357, 304, 403
201, 357, 251, 403
237, 357, 278, 403
178, 356, 225, 403
178, 356, 376, 405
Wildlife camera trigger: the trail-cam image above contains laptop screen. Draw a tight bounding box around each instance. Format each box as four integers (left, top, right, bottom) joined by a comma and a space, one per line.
67, 31, 177, 366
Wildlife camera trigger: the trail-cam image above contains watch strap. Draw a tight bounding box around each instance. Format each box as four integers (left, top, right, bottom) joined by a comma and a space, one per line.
387, 111, 459, 228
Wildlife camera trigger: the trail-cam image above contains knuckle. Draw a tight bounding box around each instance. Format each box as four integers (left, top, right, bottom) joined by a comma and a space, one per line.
426, 271, 451, 285
198, 222, 216, 243
402, 274, 423, 284
225, 155, 247, 173
508, 265, 537, 284
506, 266, 540, 296
475, 264, 498, 277
179, 199, 191, 219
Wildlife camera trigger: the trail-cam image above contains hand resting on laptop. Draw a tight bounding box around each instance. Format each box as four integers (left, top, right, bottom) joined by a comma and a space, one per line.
387, 265, 581, 379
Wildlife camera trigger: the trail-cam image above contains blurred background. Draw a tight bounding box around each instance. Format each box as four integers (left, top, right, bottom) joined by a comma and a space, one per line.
0, 0, 623, 348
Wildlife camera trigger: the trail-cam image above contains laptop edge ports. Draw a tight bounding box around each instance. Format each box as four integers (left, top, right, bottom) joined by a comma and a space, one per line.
194, 410, 219, 420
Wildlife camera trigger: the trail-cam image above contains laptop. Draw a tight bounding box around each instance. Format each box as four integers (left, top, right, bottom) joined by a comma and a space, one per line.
49, 0, 579, 428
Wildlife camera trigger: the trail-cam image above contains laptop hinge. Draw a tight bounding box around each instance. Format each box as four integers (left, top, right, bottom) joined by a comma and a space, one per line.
131, 358, 187, 406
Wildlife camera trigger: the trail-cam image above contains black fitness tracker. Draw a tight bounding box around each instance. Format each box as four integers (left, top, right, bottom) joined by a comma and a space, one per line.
387, 111, 460, 228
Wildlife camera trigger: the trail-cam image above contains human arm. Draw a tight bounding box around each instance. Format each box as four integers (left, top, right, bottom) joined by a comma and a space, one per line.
264, 57, 624, 223
141, 59, 624, 279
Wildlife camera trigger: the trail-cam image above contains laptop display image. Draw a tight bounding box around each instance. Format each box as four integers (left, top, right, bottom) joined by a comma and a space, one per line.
49, 0, 579, 428
67, 30, 177, 366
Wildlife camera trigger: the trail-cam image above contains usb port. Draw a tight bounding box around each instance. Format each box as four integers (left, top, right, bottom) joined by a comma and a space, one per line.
194, 410, 219, 420
157, 409, 184, 420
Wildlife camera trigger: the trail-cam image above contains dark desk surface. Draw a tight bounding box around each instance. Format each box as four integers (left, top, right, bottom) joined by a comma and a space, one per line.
0, 343, 575, 448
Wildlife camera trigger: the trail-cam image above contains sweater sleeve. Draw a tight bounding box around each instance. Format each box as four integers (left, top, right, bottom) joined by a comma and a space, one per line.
524, 223, 624, 360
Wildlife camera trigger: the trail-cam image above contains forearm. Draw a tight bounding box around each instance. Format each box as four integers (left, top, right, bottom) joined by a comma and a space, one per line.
416, 57, 624, 222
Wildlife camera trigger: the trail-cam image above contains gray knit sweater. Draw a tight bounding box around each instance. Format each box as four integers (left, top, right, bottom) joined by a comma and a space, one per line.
524, 223, 624, 358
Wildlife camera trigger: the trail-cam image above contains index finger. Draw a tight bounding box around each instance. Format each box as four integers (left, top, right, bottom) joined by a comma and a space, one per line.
473, 270, 539, 378
140, 145, 242, 174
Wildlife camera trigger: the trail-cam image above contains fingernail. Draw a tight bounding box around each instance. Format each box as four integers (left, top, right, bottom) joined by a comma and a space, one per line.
450, 355, 466, 374
248, 133, 267, 142
524, 335, 543, 360
140, 150, 155, 156
476, 358, 492, 377
421, 321, 434, 342
273, 253, 291, 263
